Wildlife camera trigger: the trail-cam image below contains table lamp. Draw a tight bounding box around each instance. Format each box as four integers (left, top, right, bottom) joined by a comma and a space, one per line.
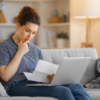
72, 0, 100, 47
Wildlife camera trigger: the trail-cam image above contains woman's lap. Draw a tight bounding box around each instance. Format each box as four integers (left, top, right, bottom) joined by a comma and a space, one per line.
7, 80, 92, 100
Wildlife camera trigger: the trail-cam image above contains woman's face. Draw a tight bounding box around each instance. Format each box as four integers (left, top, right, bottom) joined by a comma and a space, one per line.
16, 22, 38, 43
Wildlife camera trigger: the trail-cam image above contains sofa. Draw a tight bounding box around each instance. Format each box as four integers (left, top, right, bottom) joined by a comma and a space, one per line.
0, 48, 100, 100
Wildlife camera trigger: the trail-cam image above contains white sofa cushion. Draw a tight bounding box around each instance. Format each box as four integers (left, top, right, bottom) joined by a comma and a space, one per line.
0, 83, 9, 97
0, 97, 58, 100
85, 88, 100, 100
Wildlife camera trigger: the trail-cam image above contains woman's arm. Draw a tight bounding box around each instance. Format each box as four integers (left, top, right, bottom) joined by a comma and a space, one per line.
0, 41, 29, 82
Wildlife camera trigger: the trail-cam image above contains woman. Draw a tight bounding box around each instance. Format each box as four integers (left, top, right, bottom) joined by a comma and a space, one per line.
0, 6, 92, 100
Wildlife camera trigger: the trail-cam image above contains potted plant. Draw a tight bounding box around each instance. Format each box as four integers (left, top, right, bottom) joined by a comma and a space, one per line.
56, 31, 69, 48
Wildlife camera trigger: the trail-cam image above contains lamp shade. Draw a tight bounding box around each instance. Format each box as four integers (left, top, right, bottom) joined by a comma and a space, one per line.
72, 0, 100, 18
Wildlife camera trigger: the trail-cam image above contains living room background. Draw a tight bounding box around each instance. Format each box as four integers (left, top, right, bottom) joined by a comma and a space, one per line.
0, 0, 100, 57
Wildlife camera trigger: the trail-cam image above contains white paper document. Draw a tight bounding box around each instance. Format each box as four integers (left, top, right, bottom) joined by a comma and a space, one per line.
24, 60, 59, 83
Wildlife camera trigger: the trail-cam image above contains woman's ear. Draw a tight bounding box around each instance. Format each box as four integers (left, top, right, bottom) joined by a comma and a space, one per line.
16, 23, 21, 30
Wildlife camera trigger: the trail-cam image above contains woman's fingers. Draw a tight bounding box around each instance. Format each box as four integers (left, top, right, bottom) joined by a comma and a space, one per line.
24, 40, 29, 44
18, 40, 29, 46
47, 73, 55, 80
47, 73, 55, 83
48, 73, 55, 78
47, 76, 53, 80
18, 40, 29, 55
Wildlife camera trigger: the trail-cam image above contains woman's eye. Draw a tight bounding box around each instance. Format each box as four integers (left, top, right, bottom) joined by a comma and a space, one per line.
33, 32, 36, 34
26, 30, 29, 32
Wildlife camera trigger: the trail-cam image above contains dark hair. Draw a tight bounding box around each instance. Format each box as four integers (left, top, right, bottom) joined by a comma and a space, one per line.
15, 6, 41, 26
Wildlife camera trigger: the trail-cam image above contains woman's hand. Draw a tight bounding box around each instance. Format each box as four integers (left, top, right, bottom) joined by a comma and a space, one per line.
18, 40, 29, 56
47, 73, 55, 83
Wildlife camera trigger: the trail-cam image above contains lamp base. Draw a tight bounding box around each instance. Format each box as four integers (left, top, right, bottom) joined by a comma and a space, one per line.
81, 42, 93, 48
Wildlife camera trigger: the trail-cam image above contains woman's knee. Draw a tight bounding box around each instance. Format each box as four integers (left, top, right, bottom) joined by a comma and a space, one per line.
67, 83, 83, 91
70, 83, 83, 87
56, 86, 72, 95
55, 86, 75, 100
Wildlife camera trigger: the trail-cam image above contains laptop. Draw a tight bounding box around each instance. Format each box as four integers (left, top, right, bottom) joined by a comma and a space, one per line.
26, 57, 91, 86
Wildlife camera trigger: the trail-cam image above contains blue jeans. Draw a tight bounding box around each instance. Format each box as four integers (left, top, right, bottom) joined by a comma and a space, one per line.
7, 79, 92, 100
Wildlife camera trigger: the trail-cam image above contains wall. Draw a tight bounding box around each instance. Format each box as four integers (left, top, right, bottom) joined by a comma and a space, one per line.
89, 19, 100, 57
70, 0, 100, 57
